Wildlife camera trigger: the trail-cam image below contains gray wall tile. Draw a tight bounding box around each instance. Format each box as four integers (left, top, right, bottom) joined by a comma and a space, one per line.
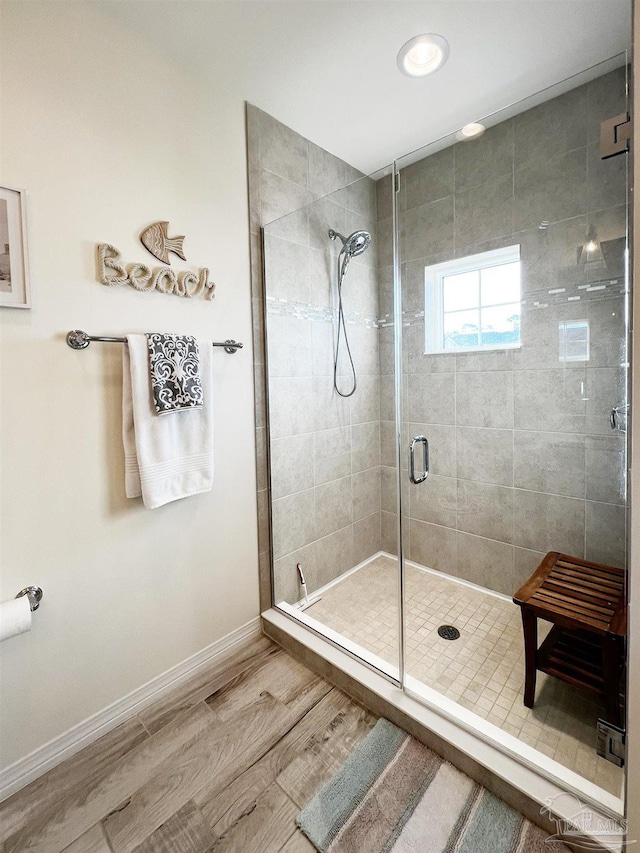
454, 120, 514, 194
260, 170, 313, 233
380, 510, 398, 554
457, 480, 514, 544
513, 369, 586, 433
274, 543, 316, 604
409, 519, 457, 574
315, 476, 353, 539
266, 313, 313, 377
351, 421, 381, 473
585, 434, 626, 505
353, 512, 382, 565
408, 422, 456, 478
410, 474, 457, 528
455, 174, 513, 245
513, 490, 585, 555
513, 148, 587, 232
308, 141, 347, 197
353, 468, 381, 521
258, 109, 309, 186
311, 525, 355, 589
269, 377, 315, 438
456, 427, 513, 486
514, 547, 546, 590
513, 431, 585, 498
315, 426, 351, 485
273, 488, 316, 559
271, 433, 314, 499
585, 501, 626, 568
514, 85, 587, 170
407, 373, 456, 424
456, 372, 513, 429
401, 197, 454, 261
404, 146, 454, 210
457, 532, 515, 595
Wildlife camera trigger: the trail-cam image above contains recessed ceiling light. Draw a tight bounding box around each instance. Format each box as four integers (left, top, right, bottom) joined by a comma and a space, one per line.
456, 122, 485, 141
397, 34, 449, 78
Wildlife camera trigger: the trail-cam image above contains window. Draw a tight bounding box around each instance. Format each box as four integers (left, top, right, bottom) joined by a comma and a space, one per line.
424, 245, 521, 354
558, 320, 589, 362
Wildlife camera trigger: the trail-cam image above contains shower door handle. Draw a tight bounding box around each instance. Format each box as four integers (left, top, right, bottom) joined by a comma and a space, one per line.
409, 436, 429, 484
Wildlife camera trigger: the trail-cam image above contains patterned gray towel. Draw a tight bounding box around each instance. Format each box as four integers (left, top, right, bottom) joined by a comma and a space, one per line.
146, 333, 204, 415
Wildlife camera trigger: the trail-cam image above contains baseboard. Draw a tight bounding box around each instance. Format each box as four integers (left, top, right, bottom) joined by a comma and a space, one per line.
0, 616, 262, 802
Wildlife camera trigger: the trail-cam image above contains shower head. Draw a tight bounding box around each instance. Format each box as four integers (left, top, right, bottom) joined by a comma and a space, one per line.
328, 229, 372, 258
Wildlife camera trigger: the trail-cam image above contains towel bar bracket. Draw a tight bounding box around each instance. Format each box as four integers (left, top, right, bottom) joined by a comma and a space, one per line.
16, 586, 43, 612
66, 330, 243, 354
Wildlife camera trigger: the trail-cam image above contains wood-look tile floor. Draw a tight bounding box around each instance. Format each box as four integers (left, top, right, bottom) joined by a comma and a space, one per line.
0, 637, 377, 853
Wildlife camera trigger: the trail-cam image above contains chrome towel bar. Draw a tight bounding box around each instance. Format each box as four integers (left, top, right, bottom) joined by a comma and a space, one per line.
66, 330, 243, 354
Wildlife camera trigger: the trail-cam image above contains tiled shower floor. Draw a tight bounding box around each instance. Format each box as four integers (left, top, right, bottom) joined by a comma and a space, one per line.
304, 554, 624, 798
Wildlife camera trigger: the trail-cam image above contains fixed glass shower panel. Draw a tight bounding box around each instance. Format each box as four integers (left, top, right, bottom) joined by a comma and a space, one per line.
396, 60, 629, 800
263, 170, 400, 680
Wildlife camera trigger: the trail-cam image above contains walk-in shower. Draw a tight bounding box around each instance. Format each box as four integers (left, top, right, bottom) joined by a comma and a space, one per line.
328, 228, 372, 397
255, 52, 630, 822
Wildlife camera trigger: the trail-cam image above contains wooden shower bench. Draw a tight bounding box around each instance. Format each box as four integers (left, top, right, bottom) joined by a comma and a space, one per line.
513, 552, 626, 726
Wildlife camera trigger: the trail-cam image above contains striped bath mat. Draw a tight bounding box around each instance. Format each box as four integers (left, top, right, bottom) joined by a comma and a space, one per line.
297, 719, 570, 853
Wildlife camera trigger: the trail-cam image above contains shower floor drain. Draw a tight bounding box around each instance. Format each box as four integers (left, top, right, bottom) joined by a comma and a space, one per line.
437, 625, 460, 640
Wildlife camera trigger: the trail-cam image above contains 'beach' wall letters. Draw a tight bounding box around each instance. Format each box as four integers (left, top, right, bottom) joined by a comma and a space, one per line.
96, 243, 215, 301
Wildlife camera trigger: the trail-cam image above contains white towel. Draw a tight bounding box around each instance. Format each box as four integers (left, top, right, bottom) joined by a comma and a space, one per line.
123, 334, 214, 509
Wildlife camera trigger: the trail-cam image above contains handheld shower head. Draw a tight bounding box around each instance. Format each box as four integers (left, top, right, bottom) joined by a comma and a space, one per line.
328, 229, 372, 258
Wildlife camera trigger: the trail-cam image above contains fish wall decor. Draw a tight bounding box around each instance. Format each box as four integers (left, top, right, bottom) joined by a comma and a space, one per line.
96, 244, 215, 301
140, 221, 186, 264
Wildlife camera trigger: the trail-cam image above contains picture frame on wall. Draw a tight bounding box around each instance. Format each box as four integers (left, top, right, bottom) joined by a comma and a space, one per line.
0, 186, 30, 309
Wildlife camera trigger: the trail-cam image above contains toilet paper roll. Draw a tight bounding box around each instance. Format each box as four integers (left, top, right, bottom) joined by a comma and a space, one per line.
0, 595, 32, 642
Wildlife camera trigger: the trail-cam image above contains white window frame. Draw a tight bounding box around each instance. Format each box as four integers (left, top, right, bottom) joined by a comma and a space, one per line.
424, 244, 521, 355
558, 319, 590, 362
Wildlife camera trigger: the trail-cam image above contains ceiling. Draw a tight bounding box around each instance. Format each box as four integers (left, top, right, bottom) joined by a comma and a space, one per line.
106, 1, 630, 174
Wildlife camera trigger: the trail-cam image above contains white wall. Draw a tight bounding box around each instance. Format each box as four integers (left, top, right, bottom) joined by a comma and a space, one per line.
0, 1, 258, 771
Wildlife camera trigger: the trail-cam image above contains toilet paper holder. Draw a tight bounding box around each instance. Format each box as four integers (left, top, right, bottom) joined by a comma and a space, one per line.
16, 586, 43, 612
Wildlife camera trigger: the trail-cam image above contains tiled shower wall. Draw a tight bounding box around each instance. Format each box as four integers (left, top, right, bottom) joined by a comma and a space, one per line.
376, 68, 628, 596
247, 105, 381, 608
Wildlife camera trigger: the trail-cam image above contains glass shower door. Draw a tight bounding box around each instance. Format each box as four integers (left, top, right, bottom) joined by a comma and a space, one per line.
395, 59, 629, 801
263, 167, 402, 683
